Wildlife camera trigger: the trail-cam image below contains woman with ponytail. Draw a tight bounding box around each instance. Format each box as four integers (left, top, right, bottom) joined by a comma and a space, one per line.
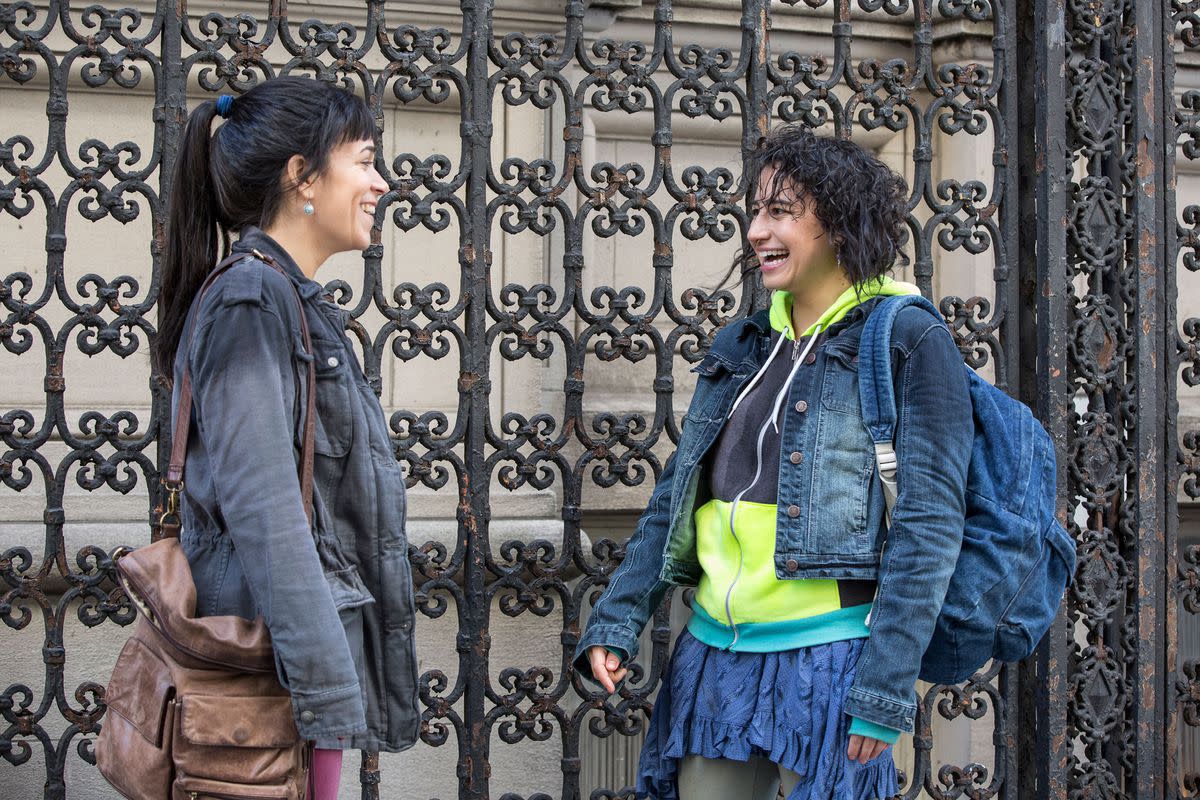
153, 77, 420, 797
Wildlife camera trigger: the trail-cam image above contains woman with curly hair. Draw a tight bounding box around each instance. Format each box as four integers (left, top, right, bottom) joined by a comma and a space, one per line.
574, 125, 973, 799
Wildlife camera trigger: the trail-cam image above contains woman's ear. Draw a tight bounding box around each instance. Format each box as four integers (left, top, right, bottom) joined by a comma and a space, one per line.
285, 153, 312, 195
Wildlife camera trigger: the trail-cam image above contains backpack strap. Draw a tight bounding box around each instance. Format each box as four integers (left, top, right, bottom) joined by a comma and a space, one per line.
159, 250, 317, 539
858, 294, 945, 519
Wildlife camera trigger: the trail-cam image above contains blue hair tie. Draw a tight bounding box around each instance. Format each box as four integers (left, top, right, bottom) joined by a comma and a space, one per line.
215, 94, 234, 118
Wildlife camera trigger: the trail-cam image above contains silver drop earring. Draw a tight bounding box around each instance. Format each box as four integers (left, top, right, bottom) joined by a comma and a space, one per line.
303, 200, 315, 216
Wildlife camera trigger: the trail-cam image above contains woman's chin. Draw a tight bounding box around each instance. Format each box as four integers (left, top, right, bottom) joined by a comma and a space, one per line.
760, 269, 789, 291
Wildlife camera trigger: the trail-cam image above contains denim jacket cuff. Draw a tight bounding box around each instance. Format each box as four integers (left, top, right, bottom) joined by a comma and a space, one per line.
289, 682, 367, 740
844, 687, 916, 734
572, 624, 638, 683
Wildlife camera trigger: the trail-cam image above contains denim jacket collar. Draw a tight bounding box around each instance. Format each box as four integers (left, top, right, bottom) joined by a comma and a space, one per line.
711, 297, 888, 370
232, 226, 325, 302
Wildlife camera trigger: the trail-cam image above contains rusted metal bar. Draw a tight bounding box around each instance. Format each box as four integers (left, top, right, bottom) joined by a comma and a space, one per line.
1021, 0, 1071, 796
462, 1, 494, 798
1130, 0, 1170, 796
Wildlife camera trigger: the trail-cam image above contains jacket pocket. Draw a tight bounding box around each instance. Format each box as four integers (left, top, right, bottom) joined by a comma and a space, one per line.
819, 339, 862, 414
310, 335, 354, 458
325, 565, 375, 612
807, 404, 875, 552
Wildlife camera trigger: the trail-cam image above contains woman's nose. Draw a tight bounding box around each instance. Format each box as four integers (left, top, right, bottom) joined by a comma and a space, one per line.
371, 167, 388, 196
747, 209, 767, 244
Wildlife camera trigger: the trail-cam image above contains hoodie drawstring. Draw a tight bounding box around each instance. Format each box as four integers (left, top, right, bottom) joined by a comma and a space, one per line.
721, 325, 824, 647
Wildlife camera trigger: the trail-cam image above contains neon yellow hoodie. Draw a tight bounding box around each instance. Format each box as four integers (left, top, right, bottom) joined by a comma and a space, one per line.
689, 278, 918, 743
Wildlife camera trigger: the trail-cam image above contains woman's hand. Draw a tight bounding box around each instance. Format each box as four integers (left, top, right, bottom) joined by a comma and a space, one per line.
587, 646, 627, 694
846, 734, 889, 764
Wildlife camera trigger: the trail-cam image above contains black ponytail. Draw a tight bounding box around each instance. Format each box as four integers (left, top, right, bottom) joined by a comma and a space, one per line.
154, 99, 224, 378
152, 77, 376, 379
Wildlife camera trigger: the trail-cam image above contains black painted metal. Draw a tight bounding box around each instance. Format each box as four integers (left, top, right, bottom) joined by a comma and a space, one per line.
2, 0, 1192, 798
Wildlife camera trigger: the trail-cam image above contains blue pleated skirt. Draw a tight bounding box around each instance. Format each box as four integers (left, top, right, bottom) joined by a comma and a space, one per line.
636, 630, 898, 800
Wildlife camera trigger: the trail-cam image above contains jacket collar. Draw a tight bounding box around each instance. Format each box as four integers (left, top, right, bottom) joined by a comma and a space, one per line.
231, 226, 325, 301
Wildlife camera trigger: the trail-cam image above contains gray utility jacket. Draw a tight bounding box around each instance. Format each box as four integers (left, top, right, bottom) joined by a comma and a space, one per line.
172, 227, 419, 751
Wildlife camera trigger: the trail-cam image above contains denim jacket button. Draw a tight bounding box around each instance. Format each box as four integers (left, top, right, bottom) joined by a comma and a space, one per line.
300, 710, 316, 724
794, 400, 808, 413
789, 451, 803, 464
327, 356, 339, 368
787, 505, 800, 518
804, 352, 816, 365
785, 558, 799, 571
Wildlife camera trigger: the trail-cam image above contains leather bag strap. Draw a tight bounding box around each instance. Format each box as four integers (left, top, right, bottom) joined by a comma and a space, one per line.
160, 249, 317, 537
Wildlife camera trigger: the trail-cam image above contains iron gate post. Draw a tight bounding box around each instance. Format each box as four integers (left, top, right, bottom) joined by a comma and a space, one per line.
1130, 1, 1172, 797
1018, 0, 1071, 797
462, 1, 495, 798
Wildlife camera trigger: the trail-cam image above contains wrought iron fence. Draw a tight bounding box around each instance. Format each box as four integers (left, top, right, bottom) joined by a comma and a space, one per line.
1, 0, 1194, 797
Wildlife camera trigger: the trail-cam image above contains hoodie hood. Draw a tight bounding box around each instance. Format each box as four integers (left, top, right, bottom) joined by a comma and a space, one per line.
769, 277, 920, 340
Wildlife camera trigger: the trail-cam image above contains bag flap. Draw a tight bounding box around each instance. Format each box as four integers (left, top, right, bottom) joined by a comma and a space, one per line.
116, 538, 275, 672
104, 635, 174, 747
178, 694, 300, 748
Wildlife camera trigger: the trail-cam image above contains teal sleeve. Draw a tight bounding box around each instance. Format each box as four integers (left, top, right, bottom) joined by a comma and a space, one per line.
848, 716, 901, 744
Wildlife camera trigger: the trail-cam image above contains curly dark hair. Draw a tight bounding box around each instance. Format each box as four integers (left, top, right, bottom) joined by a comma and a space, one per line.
717, 124, 910, 290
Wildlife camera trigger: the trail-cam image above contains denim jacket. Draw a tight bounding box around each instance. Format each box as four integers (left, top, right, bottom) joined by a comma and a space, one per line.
574, 298, 972, 733
173, 228, 420, 751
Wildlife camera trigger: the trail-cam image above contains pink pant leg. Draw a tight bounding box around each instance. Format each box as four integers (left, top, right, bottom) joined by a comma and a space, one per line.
307, 747, 344, 800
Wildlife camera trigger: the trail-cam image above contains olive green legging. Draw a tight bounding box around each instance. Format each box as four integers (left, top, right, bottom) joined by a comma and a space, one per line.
677, 755, 803, 800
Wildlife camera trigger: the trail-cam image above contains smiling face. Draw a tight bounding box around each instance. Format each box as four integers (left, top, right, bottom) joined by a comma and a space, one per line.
748, 166, 844, 296
303, 137, 387, 254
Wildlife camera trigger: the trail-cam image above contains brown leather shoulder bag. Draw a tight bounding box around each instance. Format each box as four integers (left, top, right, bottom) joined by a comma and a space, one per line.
96, 250, 316, 800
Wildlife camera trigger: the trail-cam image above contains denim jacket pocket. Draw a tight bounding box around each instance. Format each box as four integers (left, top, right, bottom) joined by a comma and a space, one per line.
311, 336, 355, 457
819, 339, 862, 414
688, 353, 739, 420
325, 565, 376, 612
807, 342, 876, 555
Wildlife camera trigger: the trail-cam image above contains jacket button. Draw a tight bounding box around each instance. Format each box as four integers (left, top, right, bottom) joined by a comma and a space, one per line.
785, 558, 799, 571
804, 352, 816, 365
300, 710, 316, 724
794, 400, 808, 413
327, 356, 339, 367
789, 451, 803, 464
787, 505, 800, 518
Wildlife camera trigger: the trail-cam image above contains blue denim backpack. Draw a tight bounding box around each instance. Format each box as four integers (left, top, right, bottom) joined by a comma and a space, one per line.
858, 294, 1077, 684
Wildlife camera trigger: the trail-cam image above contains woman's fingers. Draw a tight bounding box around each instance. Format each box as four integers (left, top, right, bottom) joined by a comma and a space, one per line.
847, 734, 890, 764
588, 646, 622, 694
846, 734, 863, 761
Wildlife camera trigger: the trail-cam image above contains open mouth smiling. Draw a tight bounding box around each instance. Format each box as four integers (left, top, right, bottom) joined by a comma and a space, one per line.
757, 249, 789, 269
